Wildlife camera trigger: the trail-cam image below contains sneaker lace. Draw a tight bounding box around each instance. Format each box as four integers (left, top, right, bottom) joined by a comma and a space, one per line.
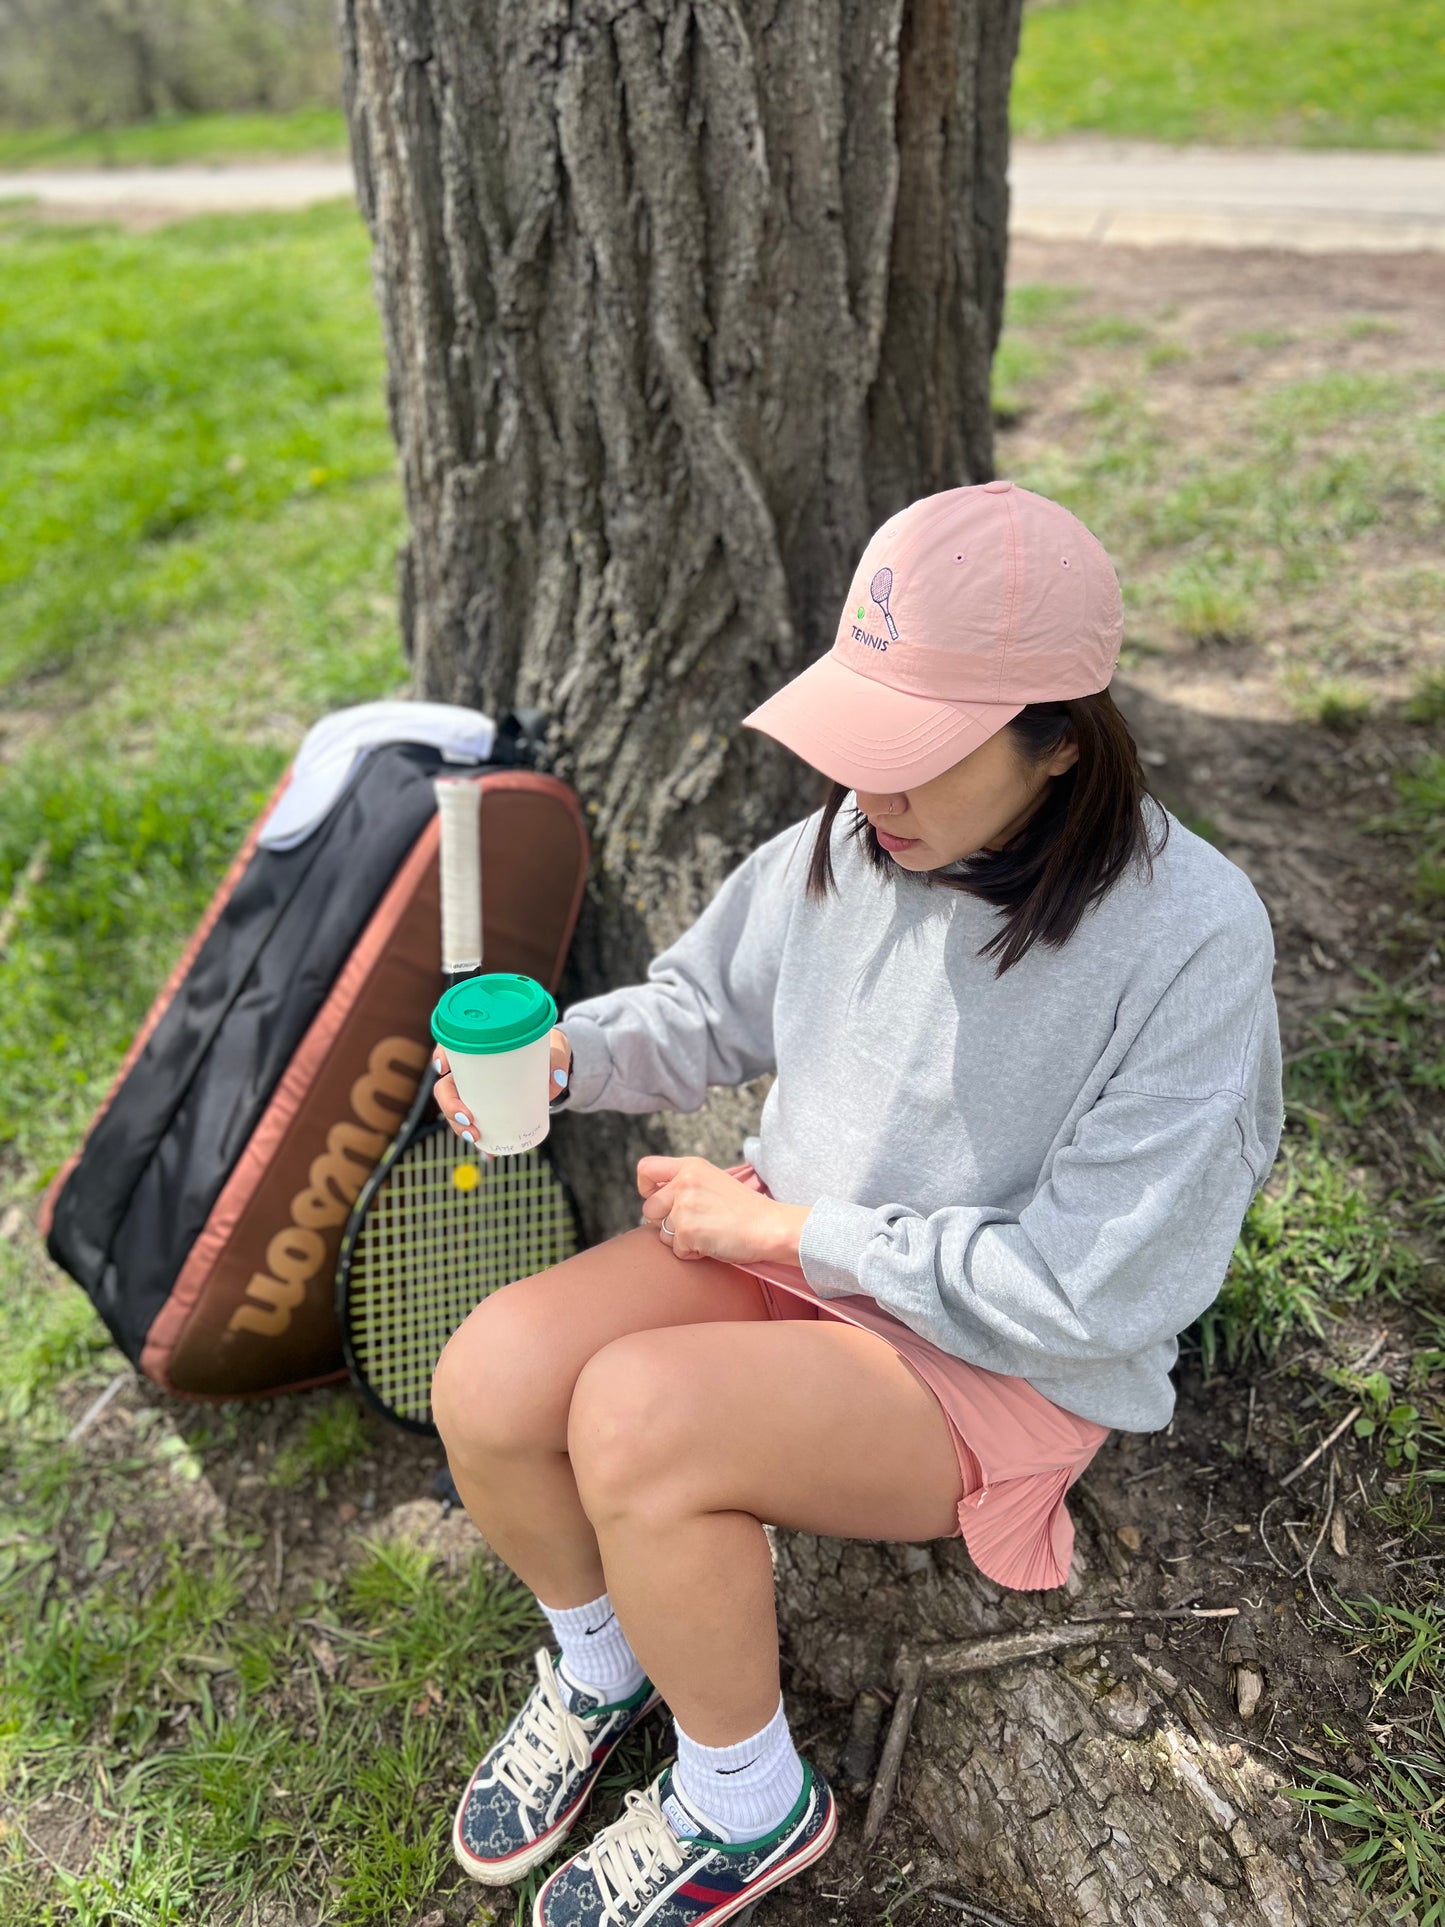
581, 1783, 690, 1924
491, 1648, 595, 1815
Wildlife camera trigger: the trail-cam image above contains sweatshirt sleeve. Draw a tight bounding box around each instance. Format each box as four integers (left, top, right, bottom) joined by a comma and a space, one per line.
559, 817, 813, 1115
797, 908, 1283, 1374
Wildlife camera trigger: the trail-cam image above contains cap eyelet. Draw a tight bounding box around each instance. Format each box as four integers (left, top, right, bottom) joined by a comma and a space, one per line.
1060, 557, 1071, 568
955, 553, 966, 563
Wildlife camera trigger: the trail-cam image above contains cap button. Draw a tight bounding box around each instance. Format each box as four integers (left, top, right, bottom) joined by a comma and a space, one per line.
982, 479, 1013, 494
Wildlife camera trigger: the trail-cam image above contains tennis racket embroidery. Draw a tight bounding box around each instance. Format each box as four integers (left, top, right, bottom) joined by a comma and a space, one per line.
335, 777, 580, 1433
870, 567, 899, 641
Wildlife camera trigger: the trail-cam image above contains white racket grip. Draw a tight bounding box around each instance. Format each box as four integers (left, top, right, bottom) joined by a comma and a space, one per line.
434, 777, 483, 974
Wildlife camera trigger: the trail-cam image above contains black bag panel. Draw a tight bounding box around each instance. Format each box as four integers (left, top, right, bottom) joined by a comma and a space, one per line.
48, 741, 464, 1360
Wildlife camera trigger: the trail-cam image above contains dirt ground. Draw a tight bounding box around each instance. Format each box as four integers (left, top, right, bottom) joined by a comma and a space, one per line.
757, 238, 1445, 1927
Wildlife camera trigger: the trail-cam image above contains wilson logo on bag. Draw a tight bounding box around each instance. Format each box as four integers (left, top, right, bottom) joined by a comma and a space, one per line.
228, 1035, 430, 1340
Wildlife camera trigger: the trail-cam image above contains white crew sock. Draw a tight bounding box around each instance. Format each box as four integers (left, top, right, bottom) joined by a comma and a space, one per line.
669, 1697, 804, 1841
536, 1590, 646, 1703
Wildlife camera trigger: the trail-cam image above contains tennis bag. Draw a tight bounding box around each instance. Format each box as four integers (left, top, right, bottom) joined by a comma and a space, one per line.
39, 704, 589, 1402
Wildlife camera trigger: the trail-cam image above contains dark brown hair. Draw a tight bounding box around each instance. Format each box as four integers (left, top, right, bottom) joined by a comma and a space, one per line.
804, 688, 1166, 975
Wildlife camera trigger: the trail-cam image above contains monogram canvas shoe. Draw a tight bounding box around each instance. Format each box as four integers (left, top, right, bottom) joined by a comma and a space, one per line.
532, 1758, 837, 1926
453, 1646, 661, 1885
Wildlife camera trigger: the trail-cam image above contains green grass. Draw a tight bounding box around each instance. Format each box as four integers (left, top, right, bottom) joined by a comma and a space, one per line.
269, 1395, 370, 1488
0, 109, 348, 171
1013, 0, 1445, 150
1197, 1132, 1421, 1374
0, 203, 401, 695
1407, 668, 1445, 725
1371, 754, 1445, 906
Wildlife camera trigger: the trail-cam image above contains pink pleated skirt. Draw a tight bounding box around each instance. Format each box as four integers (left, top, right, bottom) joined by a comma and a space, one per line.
724, 1164, 1109, 1592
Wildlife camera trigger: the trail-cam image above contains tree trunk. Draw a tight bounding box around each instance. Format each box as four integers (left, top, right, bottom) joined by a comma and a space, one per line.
338, 6, 1362, 1921
338, 0, 1014, 1222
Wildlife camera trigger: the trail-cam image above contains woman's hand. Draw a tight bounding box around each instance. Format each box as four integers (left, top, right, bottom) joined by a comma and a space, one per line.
637, 1155, 810, 1267
433, 1027, 572, 1159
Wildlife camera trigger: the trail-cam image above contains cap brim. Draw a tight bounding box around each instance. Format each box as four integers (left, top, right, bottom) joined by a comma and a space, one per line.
742, 654, 1023, 791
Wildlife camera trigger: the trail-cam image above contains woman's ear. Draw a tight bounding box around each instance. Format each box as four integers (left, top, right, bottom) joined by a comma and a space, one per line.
1046, 736, 1080, 778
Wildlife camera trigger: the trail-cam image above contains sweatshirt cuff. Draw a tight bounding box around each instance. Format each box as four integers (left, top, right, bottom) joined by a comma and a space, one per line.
798, 1197, 880, 1299
556, 1008, 613, 1113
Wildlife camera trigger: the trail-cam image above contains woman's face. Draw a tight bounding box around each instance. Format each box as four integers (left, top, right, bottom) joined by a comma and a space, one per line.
853, 726, 1079, 871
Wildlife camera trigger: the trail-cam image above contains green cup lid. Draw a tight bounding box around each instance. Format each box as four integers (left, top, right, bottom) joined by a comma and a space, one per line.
431, 974, 557, 1055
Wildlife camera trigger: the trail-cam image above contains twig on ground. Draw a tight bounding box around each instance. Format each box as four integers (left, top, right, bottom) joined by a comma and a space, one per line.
1283, 1520, 1312, 1567
1244, 1384, 1256, 1455
864, 1608, 1238, 1851
1300, 1458, 1353, 1630
1257, 1495, 1299, 1577
862, 1653, 923, 1852
1346, 1331, 1389, 1375
926, 1894, 1028, 1926
1281, 1407, 1362, 1489
65, 1372, 128, 1445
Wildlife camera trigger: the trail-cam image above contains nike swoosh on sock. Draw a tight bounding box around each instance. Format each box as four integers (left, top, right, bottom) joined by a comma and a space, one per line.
716, 1756, 761, 1775
584, 1611, 616, 1635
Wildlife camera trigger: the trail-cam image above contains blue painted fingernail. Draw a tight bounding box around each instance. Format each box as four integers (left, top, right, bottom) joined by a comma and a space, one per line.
461, 1130, 475, 1143
454, 1111, 471, 1126
553, 1069, 568, 1087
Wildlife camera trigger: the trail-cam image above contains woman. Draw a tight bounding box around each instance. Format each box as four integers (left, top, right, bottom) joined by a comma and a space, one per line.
429, 481, 1284, 1927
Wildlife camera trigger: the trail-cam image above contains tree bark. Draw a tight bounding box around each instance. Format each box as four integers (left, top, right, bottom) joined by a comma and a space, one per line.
338, 7, 1363, 1921
773, 1530, 1368, 1926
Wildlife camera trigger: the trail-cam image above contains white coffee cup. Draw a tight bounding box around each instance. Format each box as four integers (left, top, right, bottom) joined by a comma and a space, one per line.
431, 974, 559, 1157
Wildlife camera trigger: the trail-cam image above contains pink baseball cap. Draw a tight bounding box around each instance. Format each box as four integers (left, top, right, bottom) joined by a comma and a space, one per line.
742, 480, 1123, 791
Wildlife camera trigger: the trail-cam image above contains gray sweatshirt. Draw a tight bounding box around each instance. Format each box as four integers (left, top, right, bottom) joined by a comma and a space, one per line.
561, 799, 1283, 1432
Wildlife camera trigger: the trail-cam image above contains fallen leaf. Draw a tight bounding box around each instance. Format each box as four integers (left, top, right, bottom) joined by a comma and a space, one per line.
308, 1637, 339, 1681
1116, 1525, 1142, 1552
1329, 1508, 1348, 1557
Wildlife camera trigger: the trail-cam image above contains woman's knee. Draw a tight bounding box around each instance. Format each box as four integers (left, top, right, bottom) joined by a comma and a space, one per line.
566, 1334, 696, 1524
431, 1276, 569, 1459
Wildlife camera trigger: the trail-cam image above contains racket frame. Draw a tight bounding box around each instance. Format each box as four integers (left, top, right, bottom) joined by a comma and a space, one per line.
335, 1064, 447, 1435
334, 771, 581, 1432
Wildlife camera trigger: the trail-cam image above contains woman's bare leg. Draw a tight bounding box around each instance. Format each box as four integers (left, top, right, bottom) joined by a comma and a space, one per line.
430, 1227, 772, 1608
565, 1318, 963, 1744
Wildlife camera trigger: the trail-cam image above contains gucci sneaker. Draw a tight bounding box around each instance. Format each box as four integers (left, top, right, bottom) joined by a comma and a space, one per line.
453, 1646, 661, 1885
532, 1758, 837, 1926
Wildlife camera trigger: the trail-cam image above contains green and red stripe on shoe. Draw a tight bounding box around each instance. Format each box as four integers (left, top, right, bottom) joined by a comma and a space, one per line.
531, 1758, 837, 1926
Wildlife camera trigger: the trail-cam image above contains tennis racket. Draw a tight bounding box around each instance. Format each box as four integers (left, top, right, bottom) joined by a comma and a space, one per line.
335, 777, 581, 1433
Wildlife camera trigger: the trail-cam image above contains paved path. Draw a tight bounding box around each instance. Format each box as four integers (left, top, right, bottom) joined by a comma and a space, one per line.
2, 144, 1443, 252
1009, 142, 1445, 253
0, 159, 354, 216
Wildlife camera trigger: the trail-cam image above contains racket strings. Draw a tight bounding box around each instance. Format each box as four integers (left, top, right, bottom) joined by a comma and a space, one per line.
345, 1131, 578, 1427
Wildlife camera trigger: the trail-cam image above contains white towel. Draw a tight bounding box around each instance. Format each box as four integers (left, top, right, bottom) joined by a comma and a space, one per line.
259, 701, 496, 851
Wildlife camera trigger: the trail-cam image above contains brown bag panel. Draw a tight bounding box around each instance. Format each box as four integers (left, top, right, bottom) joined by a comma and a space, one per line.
145, 773, 589, 1397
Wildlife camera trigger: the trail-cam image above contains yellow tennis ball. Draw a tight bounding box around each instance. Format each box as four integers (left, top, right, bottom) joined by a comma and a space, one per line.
451, 1162, 481, 1192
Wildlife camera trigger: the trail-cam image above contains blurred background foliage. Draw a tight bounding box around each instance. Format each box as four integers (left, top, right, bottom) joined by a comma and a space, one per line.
0, 0, 338, 138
